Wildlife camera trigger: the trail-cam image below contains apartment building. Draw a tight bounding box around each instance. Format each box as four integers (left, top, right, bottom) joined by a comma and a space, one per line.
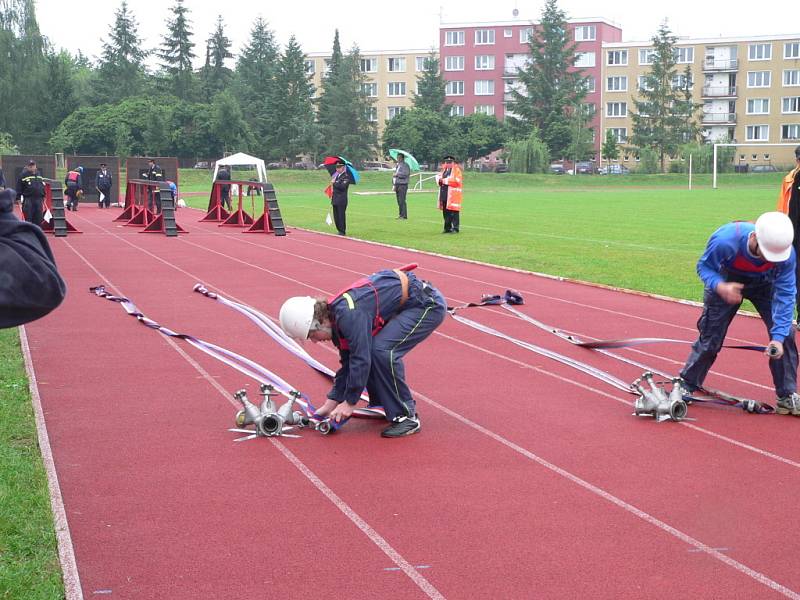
304, 49, 435, 138
601, 34, 800, 168
438, 18, 621, 155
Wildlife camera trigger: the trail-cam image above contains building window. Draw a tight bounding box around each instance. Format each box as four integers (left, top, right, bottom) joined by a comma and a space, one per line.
387, 106, 404, 120
415, 56, 430, 72
387, 82, 406, 97
445, 56, 464, 71
504, 28, 512, 38
574, 52, 596, 68
747, 71, 772, 88
747, 98, 770, 114
672, 73, 693, 89
583, 75, 596, 93
445, 80, 464, 96
784, 70, 800, 86
362, 82, 377, 97
607, 128, 627, 143
360, 57, 377, 73
323, 59, 331, 75
475, 80, 495, 95
583, 103, 596, 118
304, 60, 315, 74
746, 125, 769, 141
607, 50, 628, 66
445, 31, 464, 46
475, 29, 495, 45
606, 76, 628, 92
520, 28, 533, 43
748, 43, 772, 61
783, 97, 800, 113
785, 43, 800, 59
449, 105, 464, 117
639, 48, 655, 65
638, 75, 653, 91
674, 47, 694, 63
387, 57, 406, 72
606, 102, 627, 117
367, 106, 378, 122
475, 55, 495, 70
475, 104, 495, 115
782, 124, 800, 140
574, 25, 596, 41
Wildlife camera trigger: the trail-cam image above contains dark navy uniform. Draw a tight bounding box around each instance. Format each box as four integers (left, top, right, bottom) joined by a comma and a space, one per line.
328, 269, 446, 421
146, 162, 164, 212
216, 166, 232, 210
64, 169, 83, 211
16, 166, 46, 225
96, 166, 113, 208
330, 169, 350, 235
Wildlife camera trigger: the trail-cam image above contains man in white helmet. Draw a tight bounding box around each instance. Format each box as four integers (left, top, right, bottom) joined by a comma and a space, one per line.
279, 266, 446, 437
680, 212, 800, 414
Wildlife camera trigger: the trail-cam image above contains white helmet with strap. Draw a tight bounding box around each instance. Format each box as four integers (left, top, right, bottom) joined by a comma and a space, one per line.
279, 296, 317, 341
755, 211, 794, 262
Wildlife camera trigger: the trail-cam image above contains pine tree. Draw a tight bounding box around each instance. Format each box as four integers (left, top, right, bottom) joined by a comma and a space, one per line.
507, 0, 587, 158
157, 0, 196, 101
272, 35, 317, 161
315, 29, 344, 131
413, 51, 446, 114
630, 21, 702, 172
201, 15, 233, 98
96, 1, 148, 103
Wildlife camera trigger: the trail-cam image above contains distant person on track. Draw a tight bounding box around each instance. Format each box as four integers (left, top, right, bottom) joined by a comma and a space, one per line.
329, 158, 350, 236
96, 162, 113, 208
64, 165, 83, 212
436, 155, 462, 234
278, 266, 447, 438
393, 153, 410, 219
16, 160, 46, 226
0, 188, 66, 328
680, 212, 800, 415
146, 159, 164, 213
216, 164, 232, 211
777, 144, 800, 317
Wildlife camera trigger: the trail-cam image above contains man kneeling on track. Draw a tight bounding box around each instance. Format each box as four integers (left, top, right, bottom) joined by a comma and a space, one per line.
680, 212, 800, 415
279, 266, 446, 437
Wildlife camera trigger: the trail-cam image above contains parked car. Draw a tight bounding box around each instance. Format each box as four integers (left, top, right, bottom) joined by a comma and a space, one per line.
599, 164, 630, 175
193, 161, 210, 169
549, 163, 566, 175
267, 161, 290, 169
750, 165, 778, 173
494, 163, 509, 173
575, 161, 596, 174
362, 161, 393, 171
292, 162, 317, 170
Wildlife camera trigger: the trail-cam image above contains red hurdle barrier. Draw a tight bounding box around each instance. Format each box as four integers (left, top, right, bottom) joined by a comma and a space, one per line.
36, 181, 81, 234
199, 181, 231, 222
218, 180, 256, 227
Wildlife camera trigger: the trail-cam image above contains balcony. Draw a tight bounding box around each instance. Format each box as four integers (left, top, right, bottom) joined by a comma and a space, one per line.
702, 112, 737, 124
703, 58, 738, 72
701, 85, 737, 98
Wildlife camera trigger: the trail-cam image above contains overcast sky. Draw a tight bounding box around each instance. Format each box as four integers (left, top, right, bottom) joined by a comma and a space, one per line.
35, 0, 797, 66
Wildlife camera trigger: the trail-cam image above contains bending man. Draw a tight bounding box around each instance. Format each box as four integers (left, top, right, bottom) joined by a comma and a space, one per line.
279, 266, 446, 437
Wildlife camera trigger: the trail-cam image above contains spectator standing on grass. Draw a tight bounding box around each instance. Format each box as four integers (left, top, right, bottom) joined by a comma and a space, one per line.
777, 144, 800, 316
216, 164, 232, 211
0, 188, 66, 327
330, 159, 350, 236
16, 160, 46, 225
436, 155, 462, 234
393, 154, 410, 220
278, 266, 446, 437
679, 212, 800, 416
96, 162, 113, 208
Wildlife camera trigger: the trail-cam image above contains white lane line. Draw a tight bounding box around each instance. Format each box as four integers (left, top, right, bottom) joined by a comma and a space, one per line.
20, 326, 84, 600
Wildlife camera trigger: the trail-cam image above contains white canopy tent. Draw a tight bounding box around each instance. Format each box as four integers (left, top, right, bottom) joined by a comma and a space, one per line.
211, 152, 268, 183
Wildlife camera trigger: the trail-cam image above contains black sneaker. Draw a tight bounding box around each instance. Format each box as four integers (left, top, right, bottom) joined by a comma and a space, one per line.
381, 415, 420, 438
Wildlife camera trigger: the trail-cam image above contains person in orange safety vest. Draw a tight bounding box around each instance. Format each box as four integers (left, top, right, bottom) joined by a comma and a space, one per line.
776, 144, 800, 316
436, 155, 462, 234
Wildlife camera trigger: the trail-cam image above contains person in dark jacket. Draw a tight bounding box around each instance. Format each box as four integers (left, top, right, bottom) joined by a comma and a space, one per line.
146, 159, 164, 212
216, 165, 232, 211
16, 160, 47, 225
64, 166, 83, 211
0, 167, 5, 189
278, 266, 447, 437
392, 153, 410, 219
0, 188, 66, 328
95, 162, 113, 208
330, 159, 350, 235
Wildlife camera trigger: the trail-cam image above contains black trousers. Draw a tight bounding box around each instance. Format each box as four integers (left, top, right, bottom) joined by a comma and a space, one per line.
443, 209, 459, 232
332, 203, 347, 235
395, 184, 408, 218
23, 198, 44, 225
65, 187, 79, 210
98, 186, 111, 207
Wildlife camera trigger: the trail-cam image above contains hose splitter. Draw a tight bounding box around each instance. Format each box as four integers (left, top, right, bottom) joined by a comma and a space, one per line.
230, 384, 332, 441
631, 372, 689, 422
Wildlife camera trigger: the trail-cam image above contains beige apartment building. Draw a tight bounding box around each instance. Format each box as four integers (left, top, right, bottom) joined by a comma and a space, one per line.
304, 49, 435, 138
601, 33, 800, 169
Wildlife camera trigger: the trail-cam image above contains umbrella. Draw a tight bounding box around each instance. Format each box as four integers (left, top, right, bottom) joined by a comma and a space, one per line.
322, 155, 360, 184
388, 149, 420, 171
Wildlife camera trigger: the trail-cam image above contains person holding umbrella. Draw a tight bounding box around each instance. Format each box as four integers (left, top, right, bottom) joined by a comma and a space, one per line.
436, 155, 463, 233
329, 158, 351, 236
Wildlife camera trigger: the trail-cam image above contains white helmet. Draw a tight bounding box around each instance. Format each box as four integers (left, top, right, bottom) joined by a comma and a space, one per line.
755, 212, 794, 262
279, 296, 317, 341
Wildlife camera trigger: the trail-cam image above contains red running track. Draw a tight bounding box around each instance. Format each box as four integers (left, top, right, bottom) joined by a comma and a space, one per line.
23, 205, 800, 599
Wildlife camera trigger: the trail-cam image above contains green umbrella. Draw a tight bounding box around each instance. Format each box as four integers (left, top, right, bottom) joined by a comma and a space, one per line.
388, 149, 420, 171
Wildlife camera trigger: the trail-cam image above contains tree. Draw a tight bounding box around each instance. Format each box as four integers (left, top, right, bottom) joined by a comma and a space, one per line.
602, 128, 620, 162
507, 0, 586, 158
315, 29, 344, 134
157, 0, 196, 101
630, 21, 702, 172
507, 128, 550, 173
454, 113, 508, 163
38, 50, 79, 143
200, 15, 233, 98
382, 108, 463, 166
96, 1, 148, 103
210, 90, 253, 155
272, 36, 317, 161
413, 51, 446, 114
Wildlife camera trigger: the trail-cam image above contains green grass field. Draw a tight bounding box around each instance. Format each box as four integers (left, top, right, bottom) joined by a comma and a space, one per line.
1, 168, 786, 597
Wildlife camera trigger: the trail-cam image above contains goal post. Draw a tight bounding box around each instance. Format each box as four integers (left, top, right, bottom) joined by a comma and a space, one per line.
712, 142, 798, 189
